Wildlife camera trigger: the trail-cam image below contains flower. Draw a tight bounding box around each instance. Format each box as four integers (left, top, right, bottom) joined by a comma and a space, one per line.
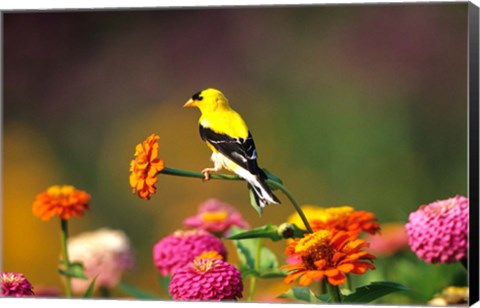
153, 229, 227, 276
288, 205, 380, 237
183, 198, 250, 236
282, 230, 375, 286
195, 250, 224, 261
67, 228, 135, 294
129, 134, 165, 200
1, 272, 34, 297
32, 185, 91, 221
169, 258, 243, 300
287, 205, 325, 230
428, 286, 469, 306
405, 195, 469, 264
365, 223, 409, 257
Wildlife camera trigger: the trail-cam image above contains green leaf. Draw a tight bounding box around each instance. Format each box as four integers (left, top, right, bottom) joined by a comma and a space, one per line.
227, 224, 282, 241
231, 233, 258, 270
58, 262, 88, 280
316, 293, 332, 302
82, 276, 98, 298
230, 226, 281, 278
278, 287, 324, 303
157, 274, 172, 299
262, 168, 283, 186
257, 270, 286, 278
258, 245, 279, 271
248, 186, 263, 216
227, 223, 308, 242
119, 281, 159, 300
343, 281, 410, 303
239, 268, 285, 279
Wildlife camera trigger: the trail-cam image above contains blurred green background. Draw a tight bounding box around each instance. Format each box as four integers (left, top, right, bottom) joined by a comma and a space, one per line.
3, 3, 468, 303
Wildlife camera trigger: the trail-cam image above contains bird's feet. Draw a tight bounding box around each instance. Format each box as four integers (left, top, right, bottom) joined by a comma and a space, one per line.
201, 168, 216, 181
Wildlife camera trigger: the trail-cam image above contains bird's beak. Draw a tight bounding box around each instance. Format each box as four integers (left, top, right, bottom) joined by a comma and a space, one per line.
183, 99, 196, 108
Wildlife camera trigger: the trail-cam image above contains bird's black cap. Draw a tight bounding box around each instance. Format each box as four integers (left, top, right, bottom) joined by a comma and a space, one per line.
192, 91, 203, 101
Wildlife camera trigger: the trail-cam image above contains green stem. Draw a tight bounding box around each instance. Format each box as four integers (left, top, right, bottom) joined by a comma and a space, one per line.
318, 279, 326, 294
161, 167, 240, 181
99, 287, 111, 298
247, 239, 262, 302
159, 167, 314, 233
326, 283, 342, 303
346, 274, 353, 291
60, 219, 72, 298
266, 180, 313, 233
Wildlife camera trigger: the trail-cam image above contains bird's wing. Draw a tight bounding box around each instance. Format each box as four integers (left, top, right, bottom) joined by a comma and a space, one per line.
199, 124, 261, 175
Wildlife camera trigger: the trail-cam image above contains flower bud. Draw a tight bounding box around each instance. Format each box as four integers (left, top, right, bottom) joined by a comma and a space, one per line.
278, 223, 295, 239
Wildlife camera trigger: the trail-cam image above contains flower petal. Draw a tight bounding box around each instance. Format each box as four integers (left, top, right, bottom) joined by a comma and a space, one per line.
327, 272, 347, 286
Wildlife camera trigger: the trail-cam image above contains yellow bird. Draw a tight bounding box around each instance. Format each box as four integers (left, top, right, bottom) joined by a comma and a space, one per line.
183, 88, 280, 208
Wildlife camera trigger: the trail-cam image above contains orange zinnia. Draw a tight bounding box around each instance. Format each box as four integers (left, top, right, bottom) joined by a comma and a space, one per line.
282, 230, 375, 286
311, 210, 380, 237
32, 185, 91, 221
288, 205, 380, 238
129, 134, 165, 200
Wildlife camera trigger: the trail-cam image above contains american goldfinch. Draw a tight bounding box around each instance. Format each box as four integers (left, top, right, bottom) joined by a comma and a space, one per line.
183, 88, 280, 208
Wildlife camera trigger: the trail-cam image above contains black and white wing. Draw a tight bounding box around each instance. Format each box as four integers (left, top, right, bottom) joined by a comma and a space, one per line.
199, 124, 280, 207
199, 125, 263, 177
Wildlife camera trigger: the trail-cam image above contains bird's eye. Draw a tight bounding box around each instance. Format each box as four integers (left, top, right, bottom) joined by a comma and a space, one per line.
192, 92, 203, 101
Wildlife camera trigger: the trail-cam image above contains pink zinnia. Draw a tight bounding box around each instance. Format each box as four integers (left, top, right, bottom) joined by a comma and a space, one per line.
1, 272, 34, 297
153, 229, 227, 276
406, 195, 469, 264
169, 258, 243, 300
366, 223, 409, 257
183, 199, 250, 236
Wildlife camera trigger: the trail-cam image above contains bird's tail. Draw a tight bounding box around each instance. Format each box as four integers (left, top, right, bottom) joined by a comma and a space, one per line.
247, 175, 281, 208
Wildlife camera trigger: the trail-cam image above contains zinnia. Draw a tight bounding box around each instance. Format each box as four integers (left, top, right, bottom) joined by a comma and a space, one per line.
153, 229, 227, 276
67, 228, 135, 294
183, 198, 250, 236
282, 230, 375, 286
365, 223, 409, 257
129, 134, 165, 200
428, 286, 469, 306
1, 272, 34, 297
288, 205, 380, 237
32, 185, 90, 221
406, 195, 469, 264
169, 258, 243, 300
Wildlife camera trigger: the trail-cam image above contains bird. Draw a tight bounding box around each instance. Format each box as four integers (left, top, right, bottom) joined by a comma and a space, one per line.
183, 88, 280, 208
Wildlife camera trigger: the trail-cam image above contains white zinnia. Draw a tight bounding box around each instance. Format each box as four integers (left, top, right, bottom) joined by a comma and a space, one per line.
67, 228, 135, 294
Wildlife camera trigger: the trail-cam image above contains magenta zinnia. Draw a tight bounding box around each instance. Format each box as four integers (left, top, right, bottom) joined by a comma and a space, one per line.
169, 258, 243, 300
1, 272, 34, 297
406, 195, 469, 264
183, 198, 250, 236
153, 229, 227, 276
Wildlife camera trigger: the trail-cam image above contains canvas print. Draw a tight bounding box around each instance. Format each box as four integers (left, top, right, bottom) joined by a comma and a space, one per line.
1, 2, 476, 305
